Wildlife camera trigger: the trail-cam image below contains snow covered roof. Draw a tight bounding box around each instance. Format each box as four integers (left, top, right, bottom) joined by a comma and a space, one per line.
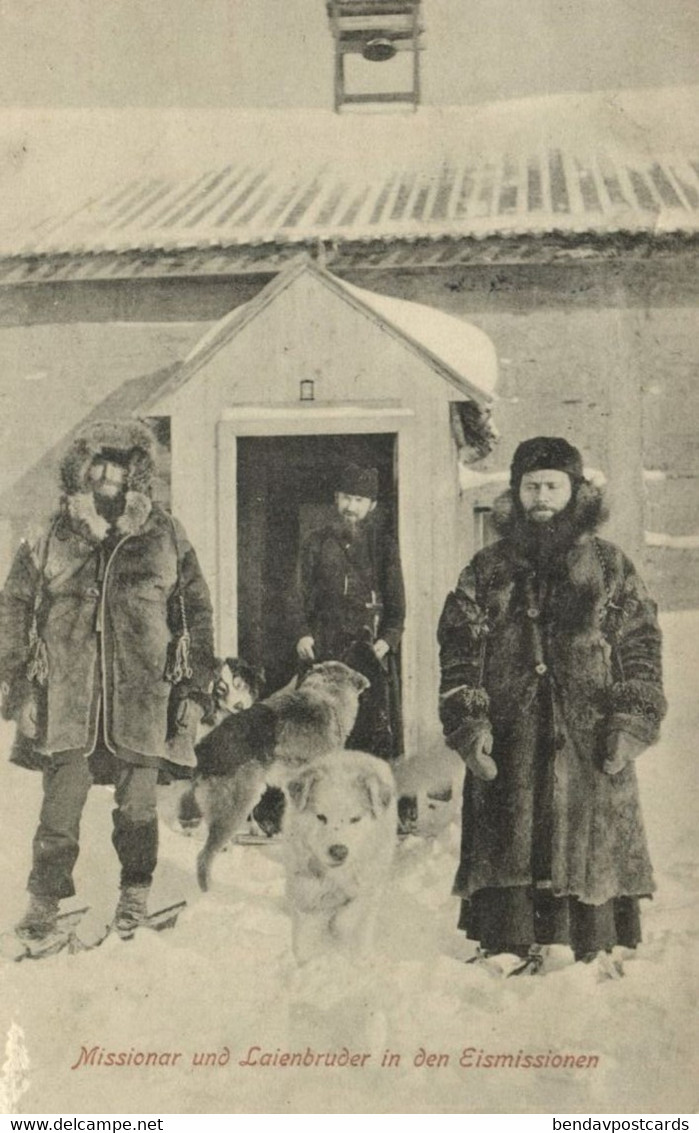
0, 88, 697, 279
146, 259, 497, 406
341, 278, 497, 397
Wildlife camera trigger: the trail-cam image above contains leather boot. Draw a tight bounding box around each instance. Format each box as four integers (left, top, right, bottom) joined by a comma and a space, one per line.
114, 885, 150, 938
15, 893, 60, 941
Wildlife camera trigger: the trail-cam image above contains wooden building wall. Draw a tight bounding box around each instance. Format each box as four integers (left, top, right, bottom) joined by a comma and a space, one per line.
1, 251, 697, 612
344, 255, 699, 609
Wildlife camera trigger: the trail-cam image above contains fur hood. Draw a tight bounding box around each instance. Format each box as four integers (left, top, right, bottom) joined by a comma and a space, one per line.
490, 480, 608, 544
56, 419, 157, 543
59, 419, 156, 497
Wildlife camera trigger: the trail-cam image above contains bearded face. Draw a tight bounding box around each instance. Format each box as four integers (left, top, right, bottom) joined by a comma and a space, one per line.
518, 469, 573, 524
335, 491, 376, 536
88, 456, 127, 522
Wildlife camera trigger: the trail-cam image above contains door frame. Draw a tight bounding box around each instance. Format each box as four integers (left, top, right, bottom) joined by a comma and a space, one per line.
217, 403, 418, 752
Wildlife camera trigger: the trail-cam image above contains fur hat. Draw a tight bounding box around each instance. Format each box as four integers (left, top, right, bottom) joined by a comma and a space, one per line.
59, 419, 156, 496
336, 463, 379, 500
510, 436, 584, 491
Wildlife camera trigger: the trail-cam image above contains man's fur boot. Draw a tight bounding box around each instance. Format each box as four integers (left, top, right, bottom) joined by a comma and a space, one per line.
15, 893, 60, 941
114, 885, 150, 938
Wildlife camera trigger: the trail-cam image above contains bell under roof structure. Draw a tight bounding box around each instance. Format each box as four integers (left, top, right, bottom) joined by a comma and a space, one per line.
325, 0, 425, 112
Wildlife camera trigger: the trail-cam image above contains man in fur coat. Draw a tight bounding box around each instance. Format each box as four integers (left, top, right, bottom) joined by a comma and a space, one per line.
288, 462, 405, 759
0, 419, 215, 941
437, 437, 666, 973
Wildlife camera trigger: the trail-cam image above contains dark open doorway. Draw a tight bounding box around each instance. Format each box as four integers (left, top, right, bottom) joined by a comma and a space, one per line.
237, 433, 398, 693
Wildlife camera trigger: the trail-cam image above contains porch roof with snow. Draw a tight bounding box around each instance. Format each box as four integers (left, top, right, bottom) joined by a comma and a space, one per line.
143, 259, 497, 410
0, 261, 496, 525
0, 88, 697, 281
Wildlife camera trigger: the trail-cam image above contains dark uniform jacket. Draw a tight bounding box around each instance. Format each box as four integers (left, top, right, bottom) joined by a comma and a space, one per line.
289, 515, 405, 659
288, 513, 406, 758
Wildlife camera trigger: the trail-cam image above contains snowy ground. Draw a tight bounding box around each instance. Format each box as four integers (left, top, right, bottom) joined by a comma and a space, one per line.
1, 614, 697, 1115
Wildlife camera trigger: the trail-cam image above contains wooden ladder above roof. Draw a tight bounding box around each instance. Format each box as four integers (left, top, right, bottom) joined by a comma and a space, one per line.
326, 0, 424, 113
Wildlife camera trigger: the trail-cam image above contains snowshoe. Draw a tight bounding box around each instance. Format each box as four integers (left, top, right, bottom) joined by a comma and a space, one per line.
579, 949, 625, 980
5, 906, 90, 962
465, 947, 530, 977
507, 948, 546, 977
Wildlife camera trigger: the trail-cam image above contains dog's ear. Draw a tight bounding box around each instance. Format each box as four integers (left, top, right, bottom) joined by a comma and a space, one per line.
340, 661, 370, 694
294, 663, 316, 689
353, 671, 371, 693
359, 772, 394, 818
287, 767, 320, 812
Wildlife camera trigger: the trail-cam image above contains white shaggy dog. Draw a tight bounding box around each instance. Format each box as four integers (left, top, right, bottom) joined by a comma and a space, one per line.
283, 750, 397, 964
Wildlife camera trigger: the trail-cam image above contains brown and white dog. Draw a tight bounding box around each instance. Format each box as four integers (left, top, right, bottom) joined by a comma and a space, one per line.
194, 662, 369, 892
283, 750, 397, 964
176, 657, 265, 830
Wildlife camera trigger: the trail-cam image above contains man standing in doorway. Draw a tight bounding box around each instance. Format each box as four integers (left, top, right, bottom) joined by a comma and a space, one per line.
437, 437, 666, 975
289, 462, 406, 759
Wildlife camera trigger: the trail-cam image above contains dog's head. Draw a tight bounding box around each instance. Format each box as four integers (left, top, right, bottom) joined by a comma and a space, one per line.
296, 662, 370, 743
286, 751, 396, 869
398, 785, 455, 837
208, 657, 265, 722
298, 661, 370, 698
393, 745, 463, 838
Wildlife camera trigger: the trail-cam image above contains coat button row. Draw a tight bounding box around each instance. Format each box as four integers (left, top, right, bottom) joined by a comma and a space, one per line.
535, 662, 548, 675
527, 607, 540, 619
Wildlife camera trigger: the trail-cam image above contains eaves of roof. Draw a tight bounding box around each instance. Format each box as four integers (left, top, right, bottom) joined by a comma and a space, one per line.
1, 228, 698, 288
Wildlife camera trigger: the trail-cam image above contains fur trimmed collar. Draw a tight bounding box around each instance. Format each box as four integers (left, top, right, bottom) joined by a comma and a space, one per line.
65, 490, 152, 543
492, 481, 607, 535
490, 481, 608, 565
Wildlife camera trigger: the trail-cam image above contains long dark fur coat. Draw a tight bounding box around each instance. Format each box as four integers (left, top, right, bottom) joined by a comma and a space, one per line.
437, 482, 667, 907
0, 421, 214, 765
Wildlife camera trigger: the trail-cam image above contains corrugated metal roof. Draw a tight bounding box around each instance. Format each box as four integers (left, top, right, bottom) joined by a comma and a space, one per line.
1, 92, 697, 272
12, 148, 699, 261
